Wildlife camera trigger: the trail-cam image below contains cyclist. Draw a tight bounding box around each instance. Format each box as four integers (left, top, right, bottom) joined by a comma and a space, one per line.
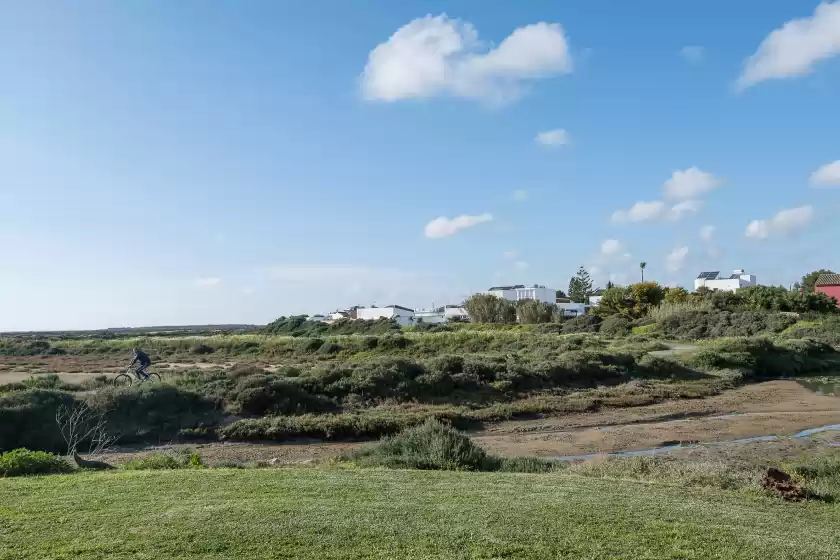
129, 347, 152, 381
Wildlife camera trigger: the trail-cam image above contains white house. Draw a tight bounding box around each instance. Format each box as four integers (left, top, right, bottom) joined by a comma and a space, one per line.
485, 284, 557, 304
414, 305, 469, 324
694, 269, 757, 292
356, 305, 416, 326
588, 289, 605, 307
556, 302, 587, 317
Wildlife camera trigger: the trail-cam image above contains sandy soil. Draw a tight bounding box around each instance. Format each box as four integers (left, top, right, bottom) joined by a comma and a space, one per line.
473, 380, 840, 458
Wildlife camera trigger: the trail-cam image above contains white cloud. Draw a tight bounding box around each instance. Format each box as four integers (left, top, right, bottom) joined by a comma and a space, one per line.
737, 2, 840, 90
745, 205, 814, 239
194, 277, 221, 288
601, 239, 622, 256
811, 160, 840, 186
535, 128, 569, 147
242, 286, 255, 296
680, 45, 705, 63
663, 167, 721, 200
503, 250, 517, 259
665, 246, 689, 272
362, 15, 572, 103
589, 265, 601, 275
609, 272, 628, 285
512, 189, 530, 201
699, 225, 716, 242
611, 200, 666, 223
514, 261, 529, 270
424, 213, 493, 238
668, 199, 703, 220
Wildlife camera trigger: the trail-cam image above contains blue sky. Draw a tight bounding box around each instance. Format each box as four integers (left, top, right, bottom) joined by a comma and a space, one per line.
2, 1, 840, 330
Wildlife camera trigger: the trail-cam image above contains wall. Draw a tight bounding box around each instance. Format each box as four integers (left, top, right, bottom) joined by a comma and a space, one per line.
816, 285, 840, 307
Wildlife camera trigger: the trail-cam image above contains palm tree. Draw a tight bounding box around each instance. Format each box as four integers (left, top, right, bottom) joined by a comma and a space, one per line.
639, 262, 647, 283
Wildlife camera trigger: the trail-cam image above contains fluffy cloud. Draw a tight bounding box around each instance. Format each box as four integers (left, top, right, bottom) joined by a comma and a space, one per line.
663, 167, 721, 200
665, 247, 689, 272
611, 200, 666, 223
811, 160, 840, 186
601, 239, 622, 256
668, 199, 703, 220
362, 15, 572, 103
512, 189, 530, 201
514, 261, 529, 271
535, 128, 569, 147
194, 277, 221, 288
503, 250, 517, 259
424, 213, 493, 238
699, 225, 716, 242
680, 45, 705, 63
737, 2, 840, 90
745, 205, 814, 239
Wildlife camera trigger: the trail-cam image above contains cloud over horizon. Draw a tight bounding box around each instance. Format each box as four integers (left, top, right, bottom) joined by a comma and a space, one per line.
424, 213, 493, 238
745, 206, 815, 239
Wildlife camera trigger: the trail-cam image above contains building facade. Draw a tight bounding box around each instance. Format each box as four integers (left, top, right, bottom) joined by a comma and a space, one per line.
694, 269, 757, 292
815, 274, 840, 307
485, 284, 557, 304
413, 305, 469, 324
355, 305, 416, 326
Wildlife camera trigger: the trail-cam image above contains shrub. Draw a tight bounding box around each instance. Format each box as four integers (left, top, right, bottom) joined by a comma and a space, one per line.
86, 385, 221, 444
599, 314, 633, 338
0, 448, 73, 477
562, 315, 602, 334
122, 451, 205, 470
190, 343, 215, 355
657, 310, 797, 339
350, 419, 498, 471
0, 389, 77, 452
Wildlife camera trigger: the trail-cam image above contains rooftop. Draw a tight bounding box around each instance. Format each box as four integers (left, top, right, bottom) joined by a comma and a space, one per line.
816, 273, 840, 286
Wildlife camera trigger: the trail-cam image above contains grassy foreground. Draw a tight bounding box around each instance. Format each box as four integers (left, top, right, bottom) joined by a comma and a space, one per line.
1, 469, 840, 559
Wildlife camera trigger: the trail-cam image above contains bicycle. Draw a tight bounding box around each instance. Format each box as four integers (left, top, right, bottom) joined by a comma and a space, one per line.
112, 365, 161, 387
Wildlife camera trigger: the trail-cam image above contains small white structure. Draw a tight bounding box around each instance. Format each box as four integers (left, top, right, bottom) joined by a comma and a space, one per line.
485, 284, 556, 304
556, 302, 586, 317
414, 305, 469, 324
588, 289, 605, 307
307, 314, 328, 322
356, 305, 416, 326
694, 269, 757, 292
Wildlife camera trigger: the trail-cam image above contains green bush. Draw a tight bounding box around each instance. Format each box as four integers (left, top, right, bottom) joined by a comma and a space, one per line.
562, 315, 601, 334
86, 385, 221, 444
599, 314, 633, 338
350, 419, 498, 471
0, 448, 73, 477
190, 343, 215, 355
657, 311, 797, 339
0, 389, 77, 452
122, 451, 205, 470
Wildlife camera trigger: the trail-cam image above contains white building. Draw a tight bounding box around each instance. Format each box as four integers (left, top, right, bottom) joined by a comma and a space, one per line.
556, 302, 586, 317
414, 305, 469, 324
694, 269, 757, 292
355, 305, 416, 326
588, 289, 605, 307
485, 284, 557, 304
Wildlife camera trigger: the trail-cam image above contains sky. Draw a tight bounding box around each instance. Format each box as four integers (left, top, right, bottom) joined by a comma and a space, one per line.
1, 1, 840, 331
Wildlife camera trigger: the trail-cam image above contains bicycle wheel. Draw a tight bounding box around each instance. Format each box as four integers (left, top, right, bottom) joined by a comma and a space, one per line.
113, 373, 133, 388
147, 372, 161, 383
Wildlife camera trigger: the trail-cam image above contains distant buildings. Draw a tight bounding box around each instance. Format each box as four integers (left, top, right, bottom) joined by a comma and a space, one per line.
413, 305, 469, 324
694, 269, 756, 292
356, 305, 416, 326
588, 289, 605, 307
485, 284, 557, 304
815, 274, 840, 307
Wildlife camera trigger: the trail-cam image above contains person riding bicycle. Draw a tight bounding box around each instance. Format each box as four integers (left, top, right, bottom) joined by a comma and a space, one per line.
129, 348, 152, 380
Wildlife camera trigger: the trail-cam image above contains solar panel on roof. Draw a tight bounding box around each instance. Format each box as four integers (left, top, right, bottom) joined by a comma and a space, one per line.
697, 271, 719, 280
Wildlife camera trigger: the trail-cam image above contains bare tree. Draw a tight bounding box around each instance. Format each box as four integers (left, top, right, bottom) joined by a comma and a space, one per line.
55, 403, 118, 458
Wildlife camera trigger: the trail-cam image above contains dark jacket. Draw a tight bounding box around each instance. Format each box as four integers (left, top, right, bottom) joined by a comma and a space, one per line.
131, 350, 152, 367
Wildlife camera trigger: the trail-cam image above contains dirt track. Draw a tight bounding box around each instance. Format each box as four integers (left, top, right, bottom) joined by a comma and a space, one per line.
474, 380, 840, 458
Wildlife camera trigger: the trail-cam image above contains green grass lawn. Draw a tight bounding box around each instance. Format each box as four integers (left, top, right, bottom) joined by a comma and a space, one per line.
1, 468, 839, 559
